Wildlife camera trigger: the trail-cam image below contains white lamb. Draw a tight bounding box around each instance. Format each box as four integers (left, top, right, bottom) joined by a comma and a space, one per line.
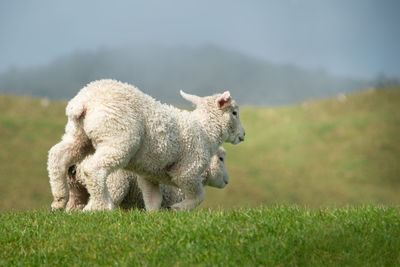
66, 147, 229, 211
48, 79, 245, 211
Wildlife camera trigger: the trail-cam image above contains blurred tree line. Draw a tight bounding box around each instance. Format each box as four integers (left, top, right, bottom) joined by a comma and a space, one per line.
0, 45, 370, 105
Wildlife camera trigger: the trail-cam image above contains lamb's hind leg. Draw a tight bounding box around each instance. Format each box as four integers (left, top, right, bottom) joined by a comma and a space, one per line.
137, 176, 162, 211
82, 142, 136, 211
48, 135, 89, 211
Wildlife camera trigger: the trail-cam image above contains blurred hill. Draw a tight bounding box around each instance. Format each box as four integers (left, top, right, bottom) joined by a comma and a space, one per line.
0, 87, 399, 210
0, 45, 369, 105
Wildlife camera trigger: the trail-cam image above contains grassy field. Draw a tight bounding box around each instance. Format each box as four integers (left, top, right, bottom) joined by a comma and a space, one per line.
214, 87, 400, 208
1, 88, 400, 265
1, 206, 399, 265
0, 87, 400, 210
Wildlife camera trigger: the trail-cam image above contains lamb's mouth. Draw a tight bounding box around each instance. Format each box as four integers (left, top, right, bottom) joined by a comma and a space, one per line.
232, 136, 244, 144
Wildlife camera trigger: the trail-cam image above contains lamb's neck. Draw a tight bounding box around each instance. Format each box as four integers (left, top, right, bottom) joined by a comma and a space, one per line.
193, 109, 224, 153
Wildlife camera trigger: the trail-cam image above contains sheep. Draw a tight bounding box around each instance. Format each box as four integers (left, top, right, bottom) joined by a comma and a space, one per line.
66, 147, 228, 211
48, 79, 245, 211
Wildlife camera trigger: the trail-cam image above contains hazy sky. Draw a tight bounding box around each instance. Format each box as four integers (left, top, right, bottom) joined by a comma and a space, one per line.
0, 0, 399, 79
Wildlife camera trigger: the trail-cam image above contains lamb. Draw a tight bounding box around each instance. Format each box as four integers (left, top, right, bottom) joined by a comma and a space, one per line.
48, 79, 245, 211
66, 147, 228, 211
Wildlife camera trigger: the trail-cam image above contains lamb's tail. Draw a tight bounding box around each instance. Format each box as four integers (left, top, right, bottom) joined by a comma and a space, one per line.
65, 96, 87, 138
66, 97, 86, 121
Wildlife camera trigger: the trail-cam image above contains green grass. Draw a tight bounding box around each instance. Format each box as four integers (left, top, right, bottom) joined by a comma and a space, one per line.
0, 88, 400, 210
1, 206, 399, 266
1, 89, 400, 265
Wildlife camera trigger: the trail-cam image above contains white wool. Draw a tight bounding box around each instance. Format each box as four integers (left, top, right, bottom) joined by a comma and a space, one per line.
66, 147, 229, 211
48, 79, 244, 211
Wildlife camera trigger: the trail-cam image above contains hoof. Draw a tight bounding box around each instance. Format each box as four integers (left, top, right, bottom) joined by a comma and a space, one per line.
83, 199, 114, 211
162, 206, 173, 212
50, 197, 67, 212
50, 206, 61, 212
170, 204, 184, 211
66, 203, 86, 212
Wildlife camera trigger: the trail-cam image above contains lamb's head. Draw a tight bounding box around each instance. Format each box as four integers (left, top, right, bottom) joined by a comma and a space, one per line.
202, 147, 229, 188
180, 90, 245, 145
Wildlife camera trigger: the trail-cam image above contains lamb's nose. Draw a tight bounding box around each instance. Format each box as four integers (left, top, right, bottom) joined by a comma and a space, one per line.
239, 136, 244, 142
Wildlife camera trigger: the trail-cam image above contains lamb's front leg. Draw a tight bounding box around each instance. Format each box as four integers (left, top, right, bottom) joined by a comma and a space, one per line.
66, 165, 90, 212
137, 176, 162, 211
170, 177, 205, 211
66, 187, 89, 211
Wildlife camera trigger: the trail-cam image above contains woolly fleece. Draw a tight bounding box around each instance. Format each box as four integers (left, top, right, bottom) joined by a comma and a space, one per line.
66, 147, 228, 211
48, 79, 244, 211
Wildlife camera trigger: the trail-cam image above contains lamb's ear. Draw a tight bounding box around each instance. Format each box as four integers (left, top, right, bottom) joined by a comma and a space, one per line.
216, 91, 232, 109
180, 90, 201, 107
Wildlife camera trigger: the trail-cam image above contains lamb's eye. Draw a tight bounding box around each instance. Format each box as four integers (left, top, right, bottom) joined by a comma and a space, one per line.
232, 111, 237, 116
219, 157, 224, 162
